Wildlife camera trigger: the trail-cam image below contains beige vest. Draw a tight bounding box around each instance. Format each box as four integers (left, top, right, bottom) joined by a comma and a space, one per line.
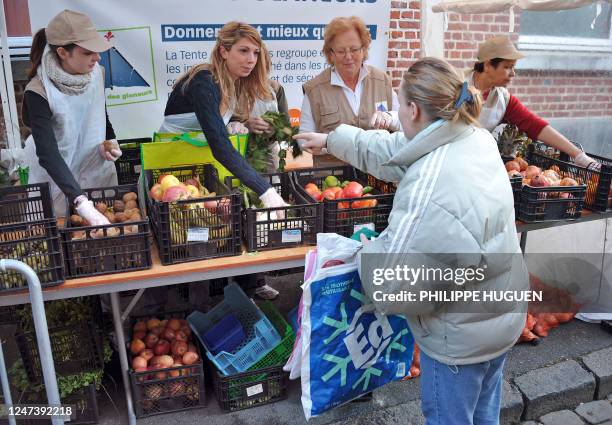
303, 65, 394, 167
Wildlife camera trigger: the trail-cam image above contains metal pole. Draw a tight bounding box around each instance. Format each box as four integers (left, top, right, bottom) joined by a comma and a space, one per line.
0, 259, 63, 425
110, 292, 136, 425
0, 0, 22, 149
0, 336, 16, 425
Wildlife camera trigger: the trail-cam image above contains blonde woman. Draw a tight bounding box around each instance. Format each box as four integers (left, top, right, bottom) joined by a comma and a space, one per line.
299, 16, 398, 166
161, 22, 285, 209
296, 57, 528, 424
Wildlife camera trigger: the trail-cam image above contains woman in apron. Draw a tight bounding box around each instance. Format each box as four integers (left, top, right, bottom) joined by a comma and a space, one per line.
160, 21, 286, 211
20, 10, 120, 223
469, 36, 600, 170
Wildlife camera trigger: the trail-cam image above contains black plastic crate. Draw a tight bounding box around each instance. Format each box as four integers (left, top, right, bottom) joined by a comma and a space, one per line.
144, 164, 241, 265
61, 184, 152, 278
115, 137, 151, 185
517, 184, 587, 223
211, 364, 288, 412
15, 322, 104, 383
510, 175, 522, 210
0, 305, 22, 325
528, 144, 612, 212
225, 173, 322, 252
7, 383, 100, 425
0, 182, 54, 223
292, 166, 395, 237
0, 219, 64, 293
127, 311, 205, 418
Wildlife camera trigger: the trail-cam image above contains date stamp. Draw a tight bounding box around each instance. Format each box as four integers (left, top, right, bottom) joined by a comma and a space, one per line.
0, 404, 73, 420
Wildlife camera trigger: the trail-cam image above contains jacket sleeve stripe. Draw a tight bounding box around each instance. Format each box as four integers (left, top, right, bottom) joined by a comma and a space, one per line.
389, 144, 449, 253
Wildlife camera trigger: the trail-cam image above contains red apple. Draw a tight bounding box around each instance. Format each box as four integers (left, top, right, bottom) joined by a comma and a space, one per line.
154, 339, 171, 356
144, 333, 159, 349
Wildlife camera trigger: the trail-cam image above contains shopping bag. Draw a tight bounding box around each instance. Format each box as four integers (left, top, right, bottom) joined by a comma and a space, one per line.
299, 233, 414, 419
142, 132, 248, 181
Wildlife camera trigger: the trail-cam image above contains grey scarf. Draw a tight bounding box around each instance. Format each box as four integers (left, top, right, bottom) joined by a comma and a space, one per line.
43, 48, 92, 95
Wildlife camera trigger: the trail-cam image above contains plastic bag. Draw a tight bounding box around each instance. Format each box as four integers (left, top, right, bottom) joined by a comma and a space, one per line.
298, 234, 414, 419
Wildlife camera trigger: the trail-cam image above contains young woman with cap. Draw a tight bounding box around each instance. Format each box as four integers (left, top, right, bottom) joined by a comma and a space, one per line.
470, 36, 600, 169
161, 22, 286, 211
295, 57, 528, 424
19, 9, 120, 222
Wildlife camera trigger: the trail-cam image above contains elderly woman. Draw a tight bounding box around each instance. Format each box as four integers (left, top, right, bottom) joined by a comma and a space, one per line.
299, 16, 399, 167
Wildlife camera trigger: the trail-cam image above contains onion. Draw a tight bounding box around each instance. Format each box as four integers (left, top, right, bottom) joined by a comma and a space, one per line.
132, 356, 148, 370
182, 351, 199, 365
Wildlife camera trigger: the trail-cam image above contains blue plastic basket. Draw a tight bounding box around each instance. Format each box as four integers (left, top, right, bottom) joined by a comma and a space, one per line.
187, 283, 281, 376
202, 313, 245, 355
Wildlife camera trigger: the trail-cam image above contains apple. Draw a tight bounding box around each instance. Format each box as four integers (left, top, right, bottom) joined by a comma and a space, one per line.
153, 339, 171, 356
162, 328, 175, 341
130, 339, 145, 355
146, 318, 161, 330
141, 349, 154, 362
167, 318, 181, 331
149, 184, 163, 202
160, 175, 182, 193
144, 333, 159, 349
162, 185, 189, 202
505, 161, 521, 172
525, 166, 542, 180
171, 340, 188, 356
530, 175, 550, 187
184, 185, 200, 198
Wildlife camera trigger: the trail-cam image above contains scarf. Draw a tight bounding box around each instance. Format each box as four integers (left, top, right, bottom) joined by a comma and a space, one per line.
43, 48, 92, 96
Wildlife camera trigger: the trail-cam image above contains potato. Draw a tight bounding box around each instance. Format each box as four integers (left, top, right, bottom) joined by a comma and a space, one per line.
125, 200, 138, 210
104, 211, 116, 223
122, 192, 138, 203
124, 208, 139, 218
95, 202, 108, 214
70, 214, 84, 226
127, 214, 142, 222
71, 231, 86, 241
114, 212, 128, 222
113, 200, 125, 212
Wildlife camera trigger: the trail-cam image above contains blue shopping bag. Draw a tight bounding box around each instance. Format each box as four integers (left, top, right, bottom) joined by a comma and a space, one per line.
300, 234, 414, 419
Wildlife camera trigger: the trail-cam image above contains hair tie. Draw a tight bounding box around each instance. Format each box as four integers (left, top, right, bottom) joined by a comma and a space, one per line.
455, 81, 474, 108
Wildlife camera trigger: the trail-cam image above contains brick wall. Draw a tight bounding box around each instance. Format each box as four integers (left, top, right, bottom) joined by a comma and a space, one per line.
387, 7, 612, 121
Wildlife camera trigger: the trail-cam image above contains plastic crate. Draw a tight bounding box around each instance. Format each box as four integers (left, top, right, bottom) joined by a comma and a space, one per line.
510, 175, 522, 211
203, 313, 245, 355
115, 137, 151, 184
0, 219, 64, 293
248, 301, 295, 371
517, 184, 587, 223
0, 182, 55, 224
0, 305, 22, 325
144, 164, 241, 265
127, 311, 205, 418
9, 383, 100, 425
210, 301, 292, 412
187, 283, 281, 376
15, 322, 104, 383
291, 165, 395, 237
527, 144, 612, 212
61, 184, 152, 278
225, 173, 322, 252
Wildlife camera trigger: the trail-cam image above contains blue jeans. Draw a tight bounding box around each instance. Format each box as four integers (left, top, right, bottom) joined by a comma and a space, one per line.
420, 350, 507, 425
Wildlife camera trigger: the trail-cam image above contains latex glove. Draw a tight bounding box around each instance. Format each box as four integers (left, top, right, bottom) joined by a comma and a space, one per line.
574, 151, 601, 171
74, 195, 110, 226
246, 117, 273, 135
98, 139, 122, 161
292, 132, 328, 155
226, 121, 249, 135
259, 187, 288, 219
370, 111, 395, 131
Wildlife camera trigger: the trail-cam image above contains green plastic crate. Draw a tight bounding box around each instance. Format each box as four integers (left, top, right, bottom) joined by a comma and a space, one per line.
248, 301, 295, 370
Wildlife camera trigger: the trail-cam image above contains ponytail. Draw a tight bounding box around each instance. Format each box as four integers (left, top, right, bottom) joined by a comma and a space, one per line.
28, 28, 47, 80
453, 82, 482, 126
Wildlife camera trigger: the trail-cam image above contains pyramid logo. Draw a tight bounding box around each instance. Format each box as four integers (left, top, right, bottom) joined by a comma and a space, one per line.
100, 31, 150, 89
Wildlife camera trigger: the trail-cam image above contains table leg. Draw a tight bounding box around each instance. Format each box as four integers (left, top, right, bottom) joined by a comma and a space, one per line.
520, 231, 528, 254
110, 292, 137, 425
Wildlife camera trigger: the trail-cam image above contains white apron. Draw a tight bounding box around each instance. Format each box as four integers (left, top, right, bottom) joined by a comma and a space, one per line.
22, 49, 116, 216
250, 87, 281, 173
467, 71, 509, 132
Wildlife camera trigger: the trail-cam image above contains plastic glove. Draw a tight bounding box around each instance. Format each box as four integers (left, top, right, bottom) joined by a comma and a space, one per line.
292, 132, 328, 155
98, 139, 122, 162
259, 187, 288, 219
574, 152, 601, 171
74, 195, 110, 226
226, 121, 249, 135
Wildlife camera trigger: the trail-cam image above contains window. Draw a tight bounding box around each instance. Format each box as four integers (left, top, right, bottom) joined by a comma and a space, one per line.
518, 3, 612, 53
3, 0, 32, 56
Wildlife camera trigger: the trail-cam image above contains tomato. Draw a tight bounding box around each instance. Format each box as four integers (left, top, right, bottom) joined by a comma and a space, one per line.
341, 181, 363, 199
321, 188, 337, 200
304, 184, 322, 200
330, 186, 343, 196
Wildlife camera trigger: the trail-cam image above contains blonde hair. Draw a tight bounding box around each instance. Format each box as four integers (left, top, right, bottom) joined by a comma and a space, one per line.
401, 57, 482, 126
176, 22, 272, 116
322, 16, 371, 65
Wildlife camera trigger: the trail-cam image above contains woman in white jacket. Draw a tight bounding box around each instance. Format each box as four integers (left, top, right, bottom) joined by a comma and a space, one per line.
296, 57, 528, 425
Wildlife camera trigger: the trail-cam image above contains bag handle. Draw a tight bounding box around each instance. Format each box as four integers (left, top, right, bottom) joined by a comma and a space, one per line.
172, 133, 209, 148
